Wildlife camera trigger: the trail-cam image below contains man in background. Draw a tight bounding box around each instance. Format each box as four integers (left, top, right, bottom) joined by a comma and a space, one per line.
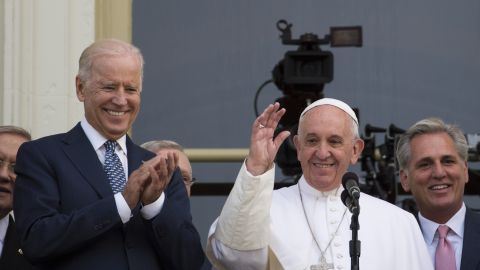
0, 125, 32, 270
397, 117, 480, 270
13, 39, 204, 269
142, 140, 195, 196
142, 139, 214, 269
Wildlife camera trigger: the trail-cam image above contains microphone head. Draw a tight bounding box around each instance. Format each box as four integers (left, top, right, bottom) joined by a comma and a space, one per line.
340, 189, 350, 206
341, 189, 360, 215
342, 171, 359, 188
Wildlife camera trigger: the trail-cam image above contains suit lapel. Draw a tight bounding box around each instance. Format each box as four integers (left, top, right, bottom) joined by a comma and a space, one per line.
0, 216, 22, 268
460, 208, 480, 270
61, 124, 112, 198
126, 136, 154, 176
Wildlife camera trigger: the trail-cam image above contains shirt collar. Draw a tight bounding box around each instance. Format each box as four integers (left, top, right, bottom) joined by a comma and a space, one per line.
419, 203, 466, 244
298, 175, 343, 199
80, 118, 127, 154
0, 214, 10, 246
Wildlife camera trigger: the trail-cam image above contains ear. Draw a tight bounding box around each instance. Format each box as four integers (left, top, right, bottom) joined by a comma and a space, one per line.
76, 76, 86, 102
463, 160, 469, 183
349, 138, 365, 164
399, 169, 411, 192
293, 135, 300, 160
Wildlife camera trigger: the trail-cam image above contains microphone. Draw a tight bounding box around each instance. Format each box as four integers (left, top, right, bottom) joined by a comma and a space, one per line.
341, 189, 359, 215
342, 172, 361, 200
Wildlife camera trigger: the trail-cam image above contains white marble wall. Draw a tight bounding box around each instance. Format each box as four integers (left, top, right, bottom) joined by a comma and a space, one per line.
0, 0, 95, 138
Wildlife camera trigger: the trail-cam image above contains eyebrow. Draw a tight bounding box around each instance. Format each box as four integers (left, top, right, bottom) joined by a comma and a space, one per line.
414, 154, 457, 163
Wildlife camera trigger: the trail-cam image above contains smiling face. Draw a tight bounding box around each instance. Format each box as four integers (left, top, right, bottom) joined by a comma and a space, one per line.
76, 53, 142, 140
293, 105, 364, 191
400, 132, 468, 223
0, 133, 29, 218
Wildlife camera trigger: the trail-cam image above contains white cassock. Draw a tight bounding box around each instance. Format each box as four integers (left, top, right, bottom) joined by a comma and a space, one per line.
206, 162, 433, 270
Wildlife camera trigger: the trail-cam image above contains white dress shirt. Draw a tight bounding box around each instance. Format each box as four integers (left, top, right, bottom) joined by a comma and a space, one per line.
80, 119, 165, 223
0, 214, 9, 256
419, 203, 465, 270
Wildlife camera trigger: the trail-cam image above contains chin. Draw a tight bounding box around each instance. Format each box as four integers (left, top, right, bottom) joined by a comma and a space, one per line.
105, 126, 129, 136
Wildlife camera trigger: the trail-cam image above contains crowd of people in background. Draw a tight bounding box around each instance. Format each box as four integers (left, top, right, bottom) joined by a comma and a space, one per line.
0, 39, 477, 270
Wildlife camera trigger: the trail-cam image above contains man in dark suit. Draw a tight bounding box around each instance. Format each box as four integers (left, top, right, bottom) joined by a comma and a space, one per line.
13, 39, 205, 269
0, 125, 32, 270
397, 118, 480, 270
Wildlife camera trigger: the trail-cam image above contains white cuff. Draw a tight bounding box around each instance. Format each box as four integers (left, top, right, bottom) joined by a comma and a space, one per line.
114, 192, 132, 224
141, 192, 165, 220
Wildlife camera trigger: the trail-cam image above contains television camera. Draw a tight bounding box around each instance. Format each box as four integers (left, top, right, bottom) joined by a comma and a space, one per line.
254, 19, 362, 178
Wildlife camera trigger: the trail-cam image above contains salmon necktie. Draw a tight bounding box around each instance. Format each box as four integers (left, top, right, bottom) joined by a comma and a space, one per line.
435, 225, 456, 270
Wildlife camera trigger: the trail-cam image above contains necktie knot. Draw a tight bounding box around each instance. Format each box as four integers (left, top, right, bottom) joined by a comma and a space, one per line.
104, 140, 117, 152
438, 224, 450, 238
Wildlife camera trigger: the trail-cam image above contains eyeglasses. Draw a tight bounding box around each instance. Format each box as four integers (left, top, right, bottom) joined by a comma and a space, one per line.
0, 159, 16, 173
183, 176, 197, 187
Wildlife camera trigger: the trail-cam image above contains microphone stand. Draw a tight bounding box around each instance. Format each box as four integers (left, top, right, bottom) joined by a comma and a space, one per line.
349, 200, 361, 270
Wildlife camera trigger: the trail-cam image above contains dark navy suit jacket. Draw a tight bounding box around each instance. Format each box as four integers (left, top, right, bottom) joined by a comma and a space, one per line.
0, 215, 33, 270
460, 208, 480, 270
13, 123, 205, 269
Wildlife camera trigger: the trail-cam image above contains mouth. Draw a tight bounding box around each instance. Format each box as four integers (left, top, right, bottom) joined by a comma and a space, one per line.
429, 184, 451, 191
0, 186, 11, 194
105, 109, 127, 116
312, 162, 335, 168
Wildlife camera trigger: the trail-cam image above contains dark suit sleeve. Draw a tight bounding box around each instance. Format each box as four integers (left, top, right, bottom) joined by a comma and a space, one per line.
143, 169, 206, 269
460, 208, 480, 270
13, 141, 122, 263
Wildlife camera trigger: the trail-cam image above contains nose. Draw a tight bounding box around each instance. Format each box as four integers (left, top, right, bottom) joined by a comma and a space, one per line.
0, 165, 12, 183
112, 88, 128, 105
432, 162, 446, 179
314, 142, 331, 160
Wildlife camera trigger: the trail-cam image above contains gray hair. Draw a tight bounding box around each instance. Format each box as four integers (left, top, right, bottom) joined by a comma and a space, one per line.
0, 125, 31, 141
77, 39, 144, 85
141, 140, 185, 153
395, 117, 468, 170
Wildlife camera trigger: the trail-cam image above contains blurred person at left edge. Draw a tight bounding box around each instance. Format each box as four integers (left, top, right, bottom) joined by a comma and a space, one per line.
0, 125, 32, 270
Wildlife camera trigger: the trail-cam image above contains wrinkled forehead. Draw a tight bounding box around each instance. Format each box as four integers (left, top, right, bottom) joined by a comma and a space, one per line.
298, 105, 353, 136
0, 133, 29, 158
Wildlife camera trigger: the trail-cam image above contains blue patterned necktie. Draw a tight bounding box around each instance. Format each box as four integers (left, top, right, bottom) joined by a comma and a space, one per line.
103, 140, 126, 193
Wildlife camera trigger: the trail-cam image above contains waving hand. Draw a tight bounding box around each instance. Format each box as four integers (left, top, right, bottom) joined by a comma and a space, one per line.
246, 102, 290, 176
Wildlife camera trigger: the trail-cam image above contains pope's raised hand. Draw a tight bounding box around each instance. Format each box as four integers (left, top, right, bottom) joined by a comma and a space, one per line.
246, 102, 290, 176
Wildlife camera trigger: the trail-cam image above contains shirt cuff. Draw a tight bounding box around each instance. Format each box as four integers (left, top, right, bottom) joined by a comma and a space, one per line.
141, 192, 165, 220
114, 192, 132, 224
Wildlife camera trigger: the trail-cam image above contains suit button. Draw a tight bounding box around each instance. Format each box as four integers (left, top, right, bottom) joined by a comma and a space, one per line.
94, 224, 103, 230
